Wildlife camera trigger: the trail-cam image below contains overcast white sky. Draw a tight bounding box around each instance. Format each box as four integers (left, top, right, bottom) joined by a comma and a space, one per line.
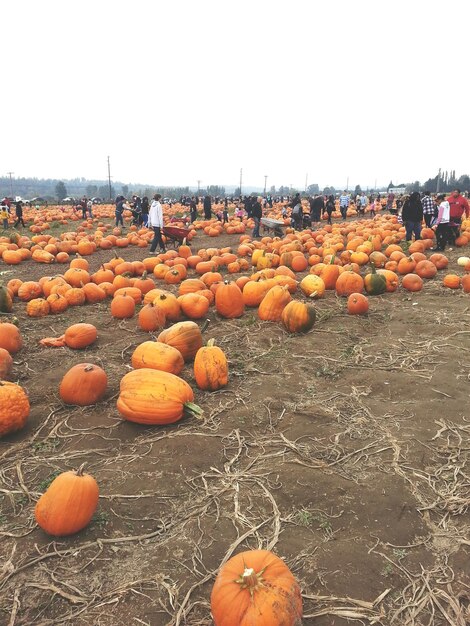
3, 0, 469, 190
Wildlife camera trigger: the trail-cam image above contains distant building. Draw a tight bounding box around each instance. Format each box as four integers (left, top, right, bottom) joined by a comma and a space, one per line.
388, 187, 406, 195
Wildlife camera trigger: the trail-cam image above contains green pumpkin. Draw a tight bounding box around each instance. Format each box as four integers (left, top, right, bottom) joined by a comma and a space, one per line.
364, 265, 387, 295
0, 285, 13, 313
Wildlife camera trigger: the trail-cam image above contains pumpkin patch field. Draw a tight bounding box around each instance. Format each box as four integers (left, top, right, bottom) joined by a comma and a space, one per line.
0, 206, 469, 625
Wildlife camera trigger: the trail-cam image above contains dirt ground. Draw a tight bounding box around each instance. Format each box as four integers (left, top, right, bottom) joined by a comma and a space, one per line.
1, 219, 469, 625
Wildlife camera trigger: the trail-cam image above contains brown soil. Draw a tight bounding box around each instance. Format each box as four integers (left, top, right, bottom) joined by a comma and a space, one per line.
1, 222, 469, 625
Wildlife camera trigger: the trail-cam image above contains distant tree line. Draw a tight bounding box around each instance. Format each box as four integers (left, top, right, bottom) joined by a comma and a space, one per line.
1, 171, 468, 202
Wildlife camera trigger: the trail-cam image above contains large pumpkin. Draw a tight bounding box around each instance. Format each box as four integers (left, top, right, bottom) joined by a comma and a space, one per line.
64, 323, 98, 349
0, 381, 30, 437
59, 363, 108, 406
131, 341, 184, 375
117, 368, 202, 425
215, 281, 245, 318
211, 549, 302, 626
194, 339, 228, 391
335, 271, 364, 297
258, 285, 292, 322
157, 320, 205, 362
35, 464, 99, 536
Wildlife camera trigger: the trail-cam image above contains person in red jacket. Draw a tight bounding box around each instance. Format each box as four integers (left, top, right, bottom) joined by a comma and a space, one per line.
448, 189, 469, 244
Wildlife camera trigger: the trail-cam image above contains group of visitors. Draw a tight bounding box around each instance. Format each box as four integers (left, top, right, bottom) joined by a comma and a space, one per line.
400, 189, 469, 251
0, 197, 26, 229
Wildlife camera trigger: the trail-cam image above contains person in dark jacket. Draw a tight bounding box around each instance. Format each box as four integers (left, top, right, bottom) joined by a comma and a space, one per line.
141, 196, 149, 226
291, 193, 302, 229
189, 197, 198, 223
203, 195, 212, 219
325, 195, 335, 225
14, 200, 25, 227
309, 194, 325, 226
401, 191, 423, 241
251, 196, 262, 238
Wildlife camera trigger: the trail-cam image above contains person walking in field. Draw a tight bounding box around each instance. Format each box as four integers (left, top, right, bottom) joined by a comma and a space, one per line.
432, 193, 452, 251
251, 196, 262, 238
325, 195, 335, 225
448, 189, 469, 244
14, 199, 25, 227
115, 195, 129, 228
421, 190, 436, 228
148, 193, 166, 254
339, 191, 349, 220
401, 191, 423, 241
0, 201, 10, 229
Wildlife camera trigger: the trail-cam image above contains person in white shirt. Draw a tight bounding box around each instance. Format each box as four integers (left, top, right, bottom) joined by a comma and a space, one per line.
432, 193, 451, 251
148, 193, 166, 254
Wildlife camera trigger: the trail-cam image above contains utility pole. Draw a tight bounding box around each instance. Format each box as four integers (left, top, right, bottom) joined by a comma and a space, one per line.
107, 156, 112, 201
239, 168, 243, 198
346, 176, 349, 192
197, 180, 201, 195
6, 172, 14, 197
436, 168, 441, 193
305, 173, 308, 192
264, 175, 267, 197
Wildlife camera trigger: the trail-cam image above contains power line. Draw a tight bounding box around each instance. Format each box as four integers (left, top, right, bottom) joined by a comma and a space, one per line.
6, 172, 14, 197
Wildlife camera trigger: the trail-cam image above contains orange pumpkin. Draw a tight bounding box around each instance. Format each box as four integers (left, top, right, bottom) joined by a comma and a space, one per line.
347, 292, 369, 315
64, 323, 98, 349
215, 281, 245, 318
59, 363, 108, 405
157, 320, 205, 361
35, 464, 99, 536
442, 274, 461, 289
117, 368, 202, 424
402, 273, 423, 292
210, 549, 302, 626
258, 285, 292, 322
281, 300, 316, 333
131, 341, 184, 375
0, 381, 30, 437
335, 271, 364, 297
0, 347, 13, 379
194, 339, 228, 391
0, 323, 22, 354
138, 303, 166, 332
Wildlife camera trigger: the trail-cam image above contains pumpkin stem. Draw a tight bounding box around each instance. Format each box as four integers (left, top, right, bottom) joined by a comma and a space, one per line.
183, 401, 204, 420
206, 338, 216, 347
76, 463, 87, 476
235, 566, 267, 597
308, 291, 318, 298
201, 318, 210, 334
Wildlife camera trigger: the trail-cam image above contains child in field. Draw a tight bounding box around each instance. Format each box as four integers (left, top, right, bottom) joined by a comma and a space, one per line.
0, 203, 9, 229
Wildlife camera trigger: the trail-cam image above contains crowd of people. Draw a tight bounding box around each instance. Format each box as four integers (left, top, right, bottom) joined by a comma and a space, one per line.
2, 188, 469, 254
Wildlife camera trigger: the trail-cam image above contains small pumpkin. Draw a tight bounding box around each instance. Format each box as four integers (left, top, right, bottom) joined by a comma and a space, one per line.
364, 265, 387, 296
0, 348, 13, 379
281, 300, 316, 333
0, 285, 13, 313
442, 274, 461, 289
194, 339, 228, 391
347, 292, 369, 315
335, 271, 364, 297
402, 273, 423, 292
26, 298, 50, 317
117, 368, 203, 425
0, 381, 30, 437
35, 464, 99, 536
210, 549, 302, 626
0, 323, 22, 354
59, 363, 108, 405
300, 274, 325, 299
